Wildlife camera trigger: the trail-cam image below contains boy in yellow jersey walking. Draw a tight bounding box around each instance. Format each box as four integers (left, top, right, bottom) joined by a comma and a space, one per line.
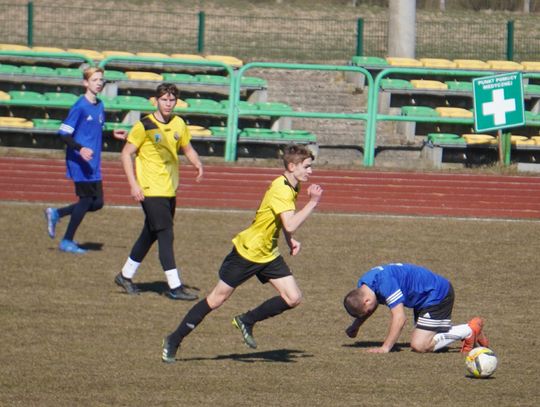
115, 83, 203, 301
162, 144, 323, 362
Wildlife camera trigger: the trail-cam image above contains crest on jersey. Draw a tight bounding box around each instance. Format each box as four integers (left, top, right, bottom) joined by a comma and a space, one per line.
154, 133, 162, 143
174, 132, 179, 141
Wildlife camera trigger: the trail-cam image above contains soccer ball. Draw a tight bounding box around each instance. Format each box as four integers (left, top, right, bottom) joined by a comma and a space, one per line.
465, 346, 498, 378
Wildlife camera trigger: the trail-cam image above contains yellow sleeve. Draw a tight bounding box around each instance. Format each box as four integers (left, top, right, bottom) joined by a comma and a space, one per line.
177, 119, 191, 149
126, 121, 146, 148
270, 183, 296, 215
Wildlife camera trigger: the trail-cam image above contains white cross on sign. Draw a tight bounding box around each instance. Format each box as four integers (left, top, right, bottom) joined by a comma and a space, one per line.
482, 88, 516, 126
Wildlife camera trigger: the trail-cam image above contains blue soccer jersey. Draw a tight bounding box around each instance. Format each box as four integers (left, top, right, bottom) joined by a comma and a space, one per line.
58, 96, 104, 182
357, 263, 450, 311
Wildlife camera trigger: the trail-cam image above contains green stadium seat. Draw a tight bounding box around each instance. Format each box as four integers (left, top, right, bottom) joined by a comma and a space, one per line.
525, 111, 540, 125
240, 76, 268, 87
255, 102, 293, 112
240, 128, 282, 140
162, 73, 197, 83
221, 100, 258, 111
401, 106, 439, 117
445, 80, 473, 92
524, 84, 540, 95
104, 122, 132, 131
380, 78, 413, 90
194, 74, 230, 85
184, 98, 224, 112
209, 126, 228, 138
113, 95, 154, 111
280, 130, 316, 143
32, 118, 62, 130
44, 92, 79, 107
55, 68, 83, 78
104, 70, 128, 81
350, 56, 389, 67
427, 133, 466, 145
8, 90, 46, 103
19, 66, 56, 76
0, 64, 21, 74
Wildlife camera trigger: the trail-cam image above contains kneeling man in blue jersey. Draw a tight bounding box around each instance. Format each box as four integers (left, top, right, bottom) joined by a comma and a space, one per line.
343, 263, 489, 354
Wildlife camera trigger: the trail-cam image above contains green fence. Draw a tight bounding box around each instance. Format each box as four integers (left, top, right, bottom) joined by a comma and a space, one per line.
0, 2, 538, 63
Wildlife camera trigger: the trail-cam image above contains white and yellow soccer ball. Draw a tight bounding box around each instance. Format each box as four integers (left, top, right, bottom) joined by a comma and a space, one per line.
465, 346, 498, 378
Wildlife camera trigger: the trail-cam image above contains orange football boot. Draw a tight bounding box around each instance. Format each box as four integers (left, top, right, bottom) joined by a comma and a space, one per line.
461, 317, 489, 354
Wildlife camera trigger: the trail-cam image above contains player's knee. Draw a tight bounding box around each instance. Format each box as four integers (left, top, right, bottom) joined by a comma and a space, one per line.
90, 197, 104, 211
410, 340, 432, 353
284, 291, 302, 308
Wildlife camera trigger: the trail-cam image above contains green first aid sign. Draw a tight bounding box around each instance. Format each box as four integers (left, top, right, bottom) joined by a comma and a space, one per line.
473, 72, 525, 132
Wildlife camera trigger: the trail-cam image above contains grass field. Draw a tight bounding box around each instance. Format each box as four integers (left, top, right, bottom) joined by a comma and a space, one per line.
0, 202, 538, 406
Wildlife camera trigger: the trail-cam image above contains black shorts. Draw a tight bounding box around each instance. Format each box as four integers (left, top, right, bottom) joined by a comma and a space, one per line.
218, 247, 292, 288
414, 284, 455, 333
141, 197, 176, 232
75, 181, 103, 198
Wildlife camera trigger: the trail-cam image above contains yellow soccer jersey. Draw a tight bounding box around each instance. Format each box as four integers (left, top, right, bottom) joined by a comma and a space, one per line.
127, 114, 191, 197
233, 175, 298, 263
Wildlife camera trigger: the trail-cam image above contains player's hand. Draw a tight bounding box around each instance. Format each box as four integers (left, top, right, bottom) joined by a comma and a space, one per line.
195, 166, 204, 183
79, 147, 93, 161
307, 184, 323, 204
112, 129, 128, 140
289, 238, 301, 256
345, 325, 359, 338
130, 185, 145, 202
366, 347, 390, 354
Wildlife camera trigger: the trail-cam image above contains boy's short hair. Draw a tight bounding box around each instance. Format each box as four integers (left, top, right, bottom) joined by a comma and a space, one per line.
282, 144, 314, 168
343, 288, 365, 318
83, 66, 104, 81
155, 83, 180, 99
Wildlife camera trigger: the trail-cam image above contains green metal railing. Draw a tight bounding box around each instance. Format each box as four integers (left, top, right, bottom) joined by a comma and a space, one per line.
229, 62, 374, 162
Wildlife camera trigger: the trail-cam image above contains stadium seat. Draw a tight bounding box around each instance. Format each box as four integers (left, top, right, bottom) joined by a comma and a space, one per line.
462, 134, 497, 145
240, 76, 268, 87
386, 57, 422, 67
195, 74, 229, 85
205, 55, 243, 67
419, 58, 456, 68
401, 106, 439, 117
435, 107, 473, 118
0, 43, 31, 51
209, 126, 228, 137
280, 129, 316, 142
525, 111, 540, 124
184, 98, 224, 112
113, 95, 154, 111
104, 122, 132, 131
149, 96, 188, 108
162, 73, 197, 83
0, 90, 10, 100
350, 56, 389, 67
136, 52, 170, 59
32, 118, 62, 130
525, 84, 540, 95
8, 90, 45, 103
67, 48, 104, 60
427, 133, 466, 145
255, 102, 293, 112
44, 92, 79, 107
104, 70, 128, 81
188, 125, 212, 137
453, 59, 490, 69
55, 67, 83, 78
125, 71, 164, 81
410, 79, 448, 90
170, 53, 205, 60
240, 127, 281, 139
510, 135, 529, 145
19, 65, 56, 76
521, 61, 540, 71
31, 46, 66, 53
0, 64, 21, 74
380, 78, 413, 90
0, 116, 33, 128
221, 100, 258, 111
445, 80, 473, 92
101, 50, 135, 58
487, 60, 523, 71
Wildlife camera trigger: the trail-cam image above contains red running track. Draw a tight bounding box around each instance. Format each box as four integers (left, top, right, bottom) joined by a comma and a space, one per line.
1, 156, 540, 219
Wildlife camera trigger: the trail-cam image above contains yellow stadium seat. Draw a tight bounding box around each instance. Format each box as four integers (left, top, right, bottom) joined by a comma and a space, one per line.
386, 57, 422, 67
462, 134, 497, 144
125, 71, 163, 81
487, 60, 523, 71
205, 55, 243, 67
171, 53, 205, 60
0, 91, 10, 100
101, 50, 135, 58
453, 59, 490, 69
136, 52, 170, 59
410, 79, 448, 90
419, 58, 456, 68
67, 48, 104, 60
436, 107, 473, 118
0, 43, 31, 51
188, 125, 212, 137
0, 116, 33, 128
520, 61, 540, 71
31, 46, 65, 53
510, 135, 530, 145
532, 136, 540, 144
149, 97, 188, 108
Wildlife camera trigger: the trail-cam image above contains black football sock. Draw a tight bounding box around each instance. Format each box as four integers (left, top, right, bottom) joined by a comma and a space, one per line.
168, 298, 212, 347
241, 296, 292, 325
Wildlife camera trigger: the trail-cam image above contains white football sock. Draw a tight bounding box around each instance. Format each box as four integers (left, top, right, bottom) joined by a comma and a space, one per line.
433, 324, 472, 351
165, 268, 181, 289
122, 257, 140, 279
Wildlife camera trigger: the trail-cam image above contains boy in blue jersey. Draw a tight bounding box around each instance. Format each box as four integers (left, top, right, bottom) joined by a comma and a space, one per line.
44, 67, 105, 254
343, 263, 489, 354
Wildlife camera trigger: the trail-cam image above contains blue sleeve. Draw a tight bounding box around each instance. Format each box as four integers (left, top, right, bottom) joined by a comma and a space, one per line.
378, 272, 404, 309
58, 103, 82, 136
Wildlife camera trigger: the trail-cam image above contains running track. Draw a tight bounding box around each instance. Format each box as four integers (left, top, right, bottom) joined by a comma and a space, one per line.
1, 156, 540, 220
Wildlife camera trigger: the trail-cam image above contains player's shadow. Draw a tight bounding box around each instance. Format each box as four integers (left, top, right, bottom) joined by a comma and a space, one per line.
78, 242, 104, 251
130, 281, 201, 296
182, 348, 313, 364
343, 341, 411, 352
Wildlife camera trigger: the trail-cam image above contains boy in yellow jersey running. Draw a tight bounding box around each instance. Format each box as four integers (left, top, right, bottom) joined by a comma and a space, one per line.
114, 83, 203, 301
162, 144, 323, 362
